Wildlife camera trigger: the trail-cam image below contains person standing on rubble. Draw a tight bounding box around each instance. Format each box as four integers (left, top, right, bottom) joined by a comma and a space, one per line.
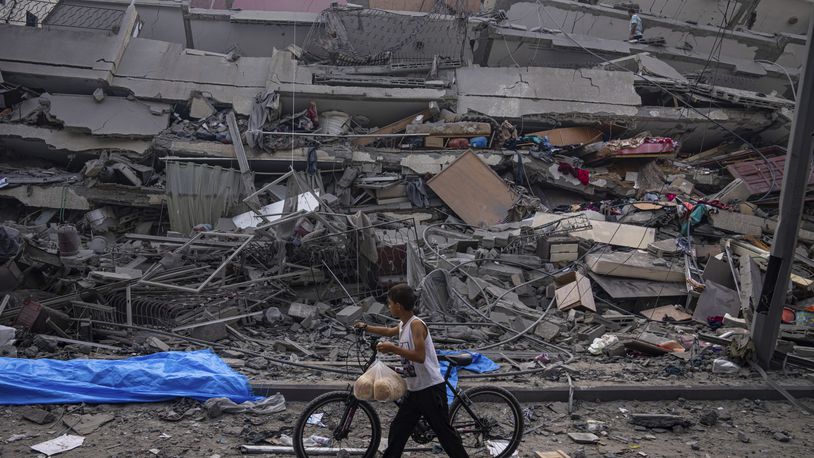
354, 284, 469, 458
628, 8, 644, 41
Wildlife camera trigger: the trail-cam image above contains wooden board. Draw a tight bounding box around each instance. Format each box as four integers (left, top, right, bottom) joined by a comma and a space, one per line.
640, 305, 693, 322
529, 127, 602, 146
555, 271, 596, 312
427, 151, 516, 226
352, 109, 431, 147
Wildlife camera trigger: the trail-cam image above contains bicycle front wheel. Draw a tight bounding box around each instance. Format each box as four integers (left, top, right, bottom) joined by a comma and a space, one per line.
293, 391, 381, 458
449, 386, 524, 458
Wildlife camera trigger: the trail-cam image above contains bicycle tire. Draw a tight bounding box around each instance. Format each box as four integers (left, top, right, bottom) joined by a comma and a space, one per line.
449, 386, 524, 458
293, 391, 382, 458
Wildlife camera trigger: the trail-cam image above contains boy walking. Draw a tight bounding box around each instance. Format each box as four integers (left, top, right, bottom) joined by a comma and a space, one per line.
355, 284, 468, 458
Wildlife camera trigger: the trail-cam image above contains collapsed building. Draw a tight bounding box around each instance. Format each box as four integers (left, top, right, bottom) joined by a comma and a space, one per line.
1, 0, 814, 454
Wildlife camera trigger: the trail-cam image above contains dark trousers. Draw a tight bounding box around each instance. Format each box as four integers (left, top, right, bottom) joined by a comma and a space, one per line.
382, 382, 469, 458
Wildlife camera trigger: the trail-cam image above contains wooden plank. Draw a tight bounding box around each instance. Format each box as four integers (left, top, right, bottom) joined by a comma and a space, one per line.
555, 272, 596, 312
352, 109, 431, 146
640, 305, 692, 322
426, 151, 516, 226
528, 127, 602, 146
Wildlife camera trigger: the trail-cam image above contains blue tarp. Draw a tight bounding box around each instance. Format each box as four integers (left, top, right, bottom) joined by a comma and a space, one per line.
437, 350, 500, 404
0, 349, 260, 405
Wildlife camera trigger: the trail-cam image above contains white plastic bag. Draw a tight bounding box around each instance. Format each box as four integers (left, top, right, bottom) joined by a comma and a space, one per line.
588, 334, 619, 355
712, 358, 740, 374
353, 360, 407, 402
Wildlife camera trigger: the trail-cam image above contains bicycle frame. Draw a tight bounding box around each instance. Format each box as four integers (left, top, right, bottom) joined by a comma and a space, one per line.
339, 330, 486, 441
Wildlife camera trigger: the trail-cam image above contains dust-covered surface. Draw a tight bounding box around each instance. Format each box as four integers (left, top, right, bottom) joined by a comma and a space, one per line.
1, 397, 812, 457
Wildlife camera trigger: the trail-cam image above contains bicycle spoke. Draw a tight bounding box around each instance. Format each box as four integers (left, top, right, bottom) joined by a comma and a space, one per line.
451, 391, 522, 457
299, 399, 376, 455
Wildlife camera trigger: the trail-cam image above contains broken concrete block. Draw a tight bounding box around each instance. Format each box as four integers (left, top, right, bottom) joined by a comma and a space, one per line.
708, 210, 763, 236
586, 251, 685, 282
22, 407, 56, 425
287, 302, 316, 321
146, 336, 169, 352
189, 94, 215, 119
534, 320, 561, 341
567, 432, 600, 444
92, 88, 105, 102
190, 322, 228, 342
577, 323, 606, 342
712, 178, 751, 204
630, 413, 691, 428
489, 310, 512, 326
647, 238, 681, 258
63, 413, 114, 435
365, 301, 386, 316
336, 306, 363, 325
669, 177, 694, 195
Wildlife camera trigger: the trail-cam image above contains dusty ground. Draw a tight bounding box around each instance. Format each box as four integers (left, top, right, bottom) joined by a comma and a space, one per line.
1, 396, 812, 457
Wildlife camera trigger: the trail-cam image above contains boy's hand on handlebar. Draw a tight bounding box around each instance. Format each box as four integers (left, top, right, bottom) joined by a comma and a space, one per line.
353, 322, 367, 330
376, 342, 397, 354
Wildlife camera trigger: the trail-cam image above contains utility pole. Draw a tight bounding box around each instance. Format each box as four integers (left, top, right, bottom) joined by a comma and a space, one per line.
752, 9, 814, 368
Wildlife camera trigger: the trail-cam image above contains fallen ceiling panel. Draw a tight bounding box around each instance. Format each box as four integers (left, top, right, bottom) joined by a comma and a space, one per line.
427, 151, 517, 226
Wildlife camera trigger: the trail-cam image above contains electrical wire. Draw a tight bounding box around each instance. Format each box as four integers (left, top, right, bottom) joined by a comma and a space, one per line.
756, 59, 799, 101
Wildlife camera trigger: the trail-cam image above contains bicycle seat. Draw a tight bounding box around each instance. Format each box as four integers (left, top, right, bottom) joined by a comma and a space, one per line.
439, 352, 473, 367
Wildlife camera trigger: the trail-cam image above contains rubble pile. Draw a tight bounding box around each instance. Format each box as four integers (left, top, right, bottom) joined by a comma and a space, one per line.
2, 86, 814, 387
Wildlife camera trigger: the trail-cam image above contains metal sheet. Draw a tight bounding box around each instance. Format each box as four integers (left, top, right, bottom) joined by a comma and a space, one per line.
727, 155, 814, 195
165, 161, 245, 233
426, 151, 517, 226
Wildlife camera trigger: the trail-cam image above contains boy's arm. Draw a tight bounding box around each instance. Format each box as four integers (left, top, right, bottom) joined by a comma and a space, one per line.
378, 320, 427, 363
355, 322, 398, 337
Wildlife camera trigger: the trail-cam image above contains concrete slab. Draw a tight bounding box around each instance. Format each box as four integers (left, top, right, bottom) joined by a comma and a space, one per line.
709, 210, 764, 236
533, 212, 655, 249
586, 251, 685, 282
455, 66, 641, 118
42, 94, 170, 138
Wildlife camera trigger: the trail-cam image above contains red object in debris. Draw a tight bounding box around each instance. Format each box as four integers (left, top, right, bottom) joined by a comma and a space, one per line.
447, 138, 469, 149
727, 155, 814, 196
782, 307, 796, 324
15, 299, 43, 330
576, 169, 590, 185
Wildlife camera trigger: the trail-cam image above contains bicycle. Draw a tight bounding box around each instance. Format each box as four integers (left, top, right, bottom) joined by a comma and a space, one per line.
293, 328, 524, 457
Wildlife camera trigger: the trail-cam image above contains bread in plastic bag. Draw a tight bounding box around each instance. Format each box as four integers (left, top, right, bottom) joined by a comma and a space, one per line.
353, 360, 406, 402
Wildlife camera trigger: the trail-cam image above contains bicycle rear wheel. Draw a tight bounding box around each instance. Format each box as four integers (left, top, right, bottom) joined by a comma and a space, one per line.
293, 391, 381, 458
449, 386, 524, 458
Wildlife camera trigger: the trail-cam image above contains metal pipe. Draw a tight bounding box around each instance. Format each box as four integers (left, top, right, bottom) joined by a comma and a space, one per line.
241, 445, 360, 455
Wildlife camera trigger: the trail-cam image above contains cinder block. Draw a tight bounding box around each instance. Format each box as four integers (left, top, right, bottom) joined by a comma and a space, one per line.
337, 306, 364, 325
288, 302, 316, 321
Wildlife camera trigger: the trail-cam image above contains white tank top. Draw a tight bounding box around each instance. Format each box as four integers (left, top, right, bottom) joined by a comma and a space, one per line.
398, 315, 444, 392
